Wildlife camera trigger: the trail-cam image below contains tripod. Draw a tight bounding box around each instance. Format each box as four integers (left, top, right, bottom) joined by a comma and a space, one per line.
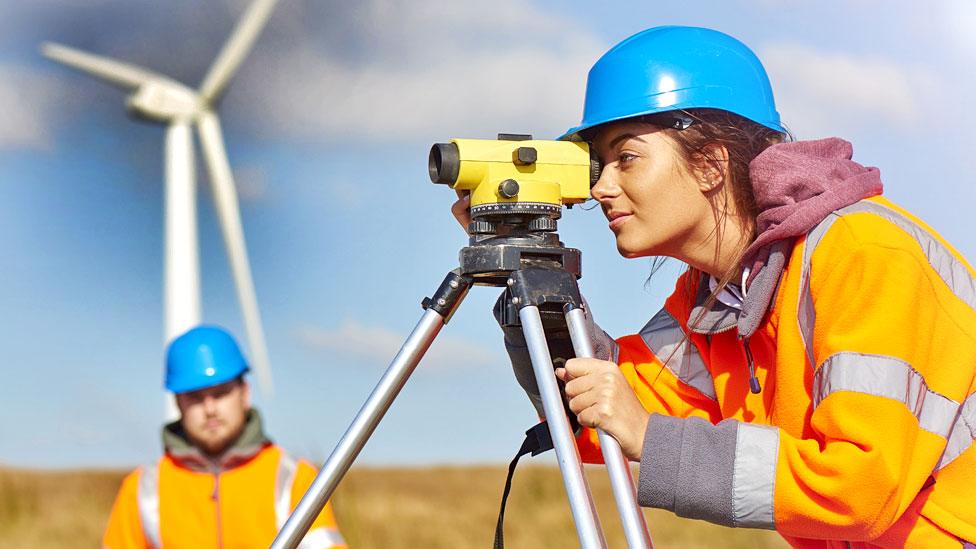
270, 226, 652, 549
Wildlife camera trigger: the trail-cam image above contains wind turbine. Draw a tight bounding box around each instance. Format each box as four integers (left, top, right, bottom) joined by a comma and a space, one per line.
42, 0, 279, 417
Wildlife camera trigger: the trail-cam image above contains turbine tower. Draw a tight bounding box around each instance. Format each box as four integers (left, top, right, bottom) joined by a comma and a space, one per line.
42, 0, 279, 417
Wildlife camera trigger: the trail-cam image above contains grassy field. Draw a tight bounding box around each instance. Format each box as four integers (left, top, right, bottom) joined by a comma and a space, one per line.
0, 464, 790, 548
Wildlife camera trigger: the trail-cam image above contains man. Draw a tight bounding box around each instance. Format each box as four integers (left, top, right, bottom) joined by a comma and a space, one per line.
103, 325, 345, 549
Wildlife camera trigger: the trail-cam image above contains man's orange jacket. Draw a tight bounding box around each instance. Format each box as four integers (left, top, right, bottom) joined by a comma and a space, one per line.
577, 197, 976, 548
103, 410, 344, 549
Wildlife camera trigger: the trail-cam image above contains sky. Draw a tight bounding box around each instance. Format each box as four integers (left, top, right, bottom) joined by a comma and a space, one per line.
1, 0, 974, 470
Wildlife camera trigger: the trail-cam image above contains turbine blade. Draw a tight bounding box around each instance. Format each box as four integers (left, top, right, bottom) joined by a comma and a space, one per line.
196, 111, 274, 397
41, 42, 166, 90
198, 0, 279, 103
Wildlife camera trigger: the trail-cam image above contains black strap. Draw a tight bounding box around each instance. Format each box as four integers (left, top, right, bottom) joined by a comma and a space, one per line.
494, 421, 554, 549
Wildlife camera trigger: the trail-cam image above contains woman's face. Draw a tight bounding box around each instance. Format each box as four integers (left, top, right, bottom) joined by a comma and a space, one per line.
590, 120, 715, 261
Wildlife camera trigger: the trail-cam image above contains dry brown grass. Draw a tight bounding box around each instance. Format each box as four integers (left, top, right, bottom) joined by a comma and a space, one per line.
1, 464, 790, 548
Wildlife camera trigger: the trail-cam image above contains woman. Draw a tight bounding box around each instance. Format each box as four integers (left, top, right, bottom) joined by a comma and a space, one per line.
454, 26, 976, 548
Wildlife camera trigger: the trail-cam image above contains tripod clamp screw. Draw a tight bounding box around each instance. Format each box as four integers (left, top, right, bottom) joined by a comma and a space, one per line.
421, 270, 473, 323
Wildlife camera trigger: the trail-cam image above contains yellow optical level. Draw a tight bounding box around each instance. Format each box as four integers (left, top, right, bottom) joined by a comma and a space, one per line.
429, 134, 597, 220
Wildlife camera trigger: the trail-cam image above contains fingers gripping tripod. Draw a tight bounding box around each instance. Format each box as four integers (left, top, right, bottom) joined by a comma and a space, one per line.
271, 230, 652, 549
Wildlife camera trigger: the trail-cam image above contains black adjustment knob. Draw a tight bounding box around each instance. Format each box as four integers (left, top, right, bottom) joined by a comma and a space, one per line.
498, 179, 520, 198
469, 219, 495, 234
528, 217, 557, 231
515, 146, 537, 165
589, 148, 602, 187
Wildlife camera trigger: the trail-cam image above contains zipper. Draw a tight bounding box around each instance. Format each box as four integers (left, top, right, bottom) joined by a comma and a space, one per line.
212, 470, 223, 549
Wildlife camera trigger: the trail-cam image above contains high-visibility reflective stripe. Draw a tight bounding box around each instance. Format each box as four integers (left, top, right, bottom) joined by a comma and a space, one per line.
639, 308, 716, 400
298, 526, 347, 549
938, 391, 976, 470
839, 202, 976, 309
813, 353, 959, 438
732, 423, 779, 529
275, 452, 299, 531
797, 212, 840, 366
136, 463, 161, 549
798, 201, 976, 364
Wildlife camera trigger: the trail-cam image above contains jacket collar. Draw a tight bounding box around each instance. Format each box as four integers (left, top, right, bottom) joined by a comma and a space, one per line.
162, 408, 271, 473
686, 246, 787, 338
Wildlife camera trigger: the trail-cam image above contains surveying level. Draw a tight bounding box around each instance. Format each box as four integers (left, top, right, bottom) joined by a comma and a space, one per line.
429, 134, 600, 235
271, 135, 651, 549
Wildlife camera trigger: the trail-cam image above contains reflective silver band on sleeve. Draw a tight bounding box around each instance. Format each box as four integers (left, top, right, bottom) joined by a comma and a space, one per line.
275, 452, 299, 531
813, 352, 960, 439
732, 423, 779, 529
639, 308, 716, 400
136, 463, 162, 549
797, 212, 840, 366
938, 391, 976, 470
298, 526, 348, 549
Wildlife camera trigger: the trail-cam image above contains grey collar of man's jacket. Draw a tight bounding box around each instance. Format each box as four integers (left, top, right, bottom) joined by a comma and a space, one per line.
162, 408, 271, 473
686, 239, 790, 338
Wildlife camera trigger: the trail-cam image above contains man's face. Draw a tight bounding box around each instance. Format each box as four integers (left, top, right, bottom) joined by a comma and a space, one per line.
175, 379, 251, 457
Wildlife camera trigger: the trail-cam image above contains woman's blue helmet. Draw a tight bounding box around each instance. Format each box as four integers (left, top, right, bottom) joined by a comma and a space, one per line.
165, 325, 249, 394
561, 26, 784, 141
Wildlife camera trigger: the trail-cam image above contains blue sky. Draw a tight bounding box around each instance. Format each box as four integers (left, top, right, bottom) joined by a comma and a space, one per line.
1, 0, 974, 469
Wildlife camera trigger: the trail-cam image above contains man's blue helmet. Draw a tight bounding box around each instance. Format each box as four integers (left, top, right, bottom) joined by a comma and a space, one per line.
561, 26, 784, 141
165, 325, 249, 394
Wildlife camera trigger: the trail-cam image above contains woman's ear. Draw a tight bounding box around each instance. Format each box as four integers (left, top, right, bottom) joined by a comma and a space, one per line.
693, 143, 730, 193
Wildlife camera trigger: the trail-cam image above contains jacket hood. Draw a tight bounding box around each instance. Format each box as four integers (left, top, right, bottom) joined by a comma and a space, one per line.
736, 137, 883, 338
163, 408, 271, 473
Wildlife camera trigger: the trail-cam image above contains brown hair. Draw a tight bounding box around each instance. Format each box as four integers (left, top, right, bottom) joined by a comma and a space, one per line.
649, 108, 790, 326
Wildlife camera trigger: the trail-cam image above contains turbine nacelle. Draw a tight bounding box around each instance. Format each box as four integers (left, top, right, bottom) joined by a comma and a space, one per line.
126, 81, 202, 123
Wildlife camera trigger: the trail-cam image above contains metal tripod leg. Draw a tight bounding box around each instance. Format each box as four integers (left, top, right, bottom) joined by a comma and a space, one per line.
519, 305, 608, 549
565, 306, 653, 549
270, 271, 471, 549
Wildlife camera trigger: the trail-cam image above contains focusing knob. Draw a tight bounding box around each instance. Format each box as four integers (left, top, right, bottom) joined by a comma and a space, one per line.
589, 149, 602, 187
498, 179, 520, 198
528, 217, 557, 231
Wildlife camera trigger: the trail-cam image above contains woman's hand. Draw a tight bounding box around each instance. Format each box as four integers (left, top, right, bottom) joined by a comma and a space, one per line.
451, 191, 471, 232
556, 357, 650, 461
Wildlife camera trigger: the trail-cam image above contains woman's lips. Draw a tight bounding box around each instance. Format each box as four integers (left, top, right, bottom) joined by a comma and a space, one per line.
608, 213, 631, 231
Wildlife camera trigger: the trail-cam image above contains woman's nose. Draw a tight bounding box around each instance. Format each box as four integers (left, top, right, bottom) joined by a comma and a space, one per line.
590, 166, 619, 203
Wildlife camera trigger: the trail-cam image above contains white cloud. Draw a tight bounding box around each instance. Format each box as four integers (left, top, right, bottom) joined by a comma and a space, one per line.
760, 43, 940, 138
17, 0, 605, 145
232, 0, 604, 141
0, 64, 66, 150
296, 319, 502, 371
944, 0, 976, 58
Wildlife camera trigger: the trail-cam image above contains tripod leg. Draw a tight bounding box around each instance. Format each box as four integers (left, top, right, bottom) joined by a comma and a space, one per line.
519, 305, 608, 549
270, 271, 471, 549
565, 306, 653, 549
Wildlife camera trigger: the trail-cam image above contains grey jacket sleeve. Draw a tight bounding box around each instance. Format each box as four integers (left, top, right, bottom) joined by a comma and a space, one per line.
638, 414, 780, 530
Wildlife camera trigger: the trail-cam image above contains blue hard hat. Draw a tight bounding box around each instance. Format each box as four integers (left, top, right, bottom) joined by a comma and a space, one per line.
561, 26, 784, 141
165, 325, 249, 394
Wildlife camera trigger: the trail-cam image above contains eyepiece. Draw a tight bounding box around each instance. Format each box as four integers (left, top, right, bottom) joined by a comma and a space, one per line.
589, 147, 602, 187
429, 142, 460, 185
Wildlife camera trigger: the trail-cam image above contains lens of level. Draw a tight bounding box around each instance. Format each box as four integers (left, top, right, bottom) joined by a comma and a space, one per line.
428, 143, 460, 185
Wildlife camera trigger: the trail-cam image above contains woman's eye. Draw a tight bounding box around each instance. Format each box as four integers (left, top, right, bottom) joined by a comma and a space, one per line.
619, 152, 637, 164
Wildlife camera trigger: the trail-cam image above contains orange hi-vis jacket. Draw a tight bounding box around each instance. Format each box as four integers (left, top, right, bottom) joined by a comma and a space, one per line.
576, 197, 976, 548
103, 411, 344, 549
